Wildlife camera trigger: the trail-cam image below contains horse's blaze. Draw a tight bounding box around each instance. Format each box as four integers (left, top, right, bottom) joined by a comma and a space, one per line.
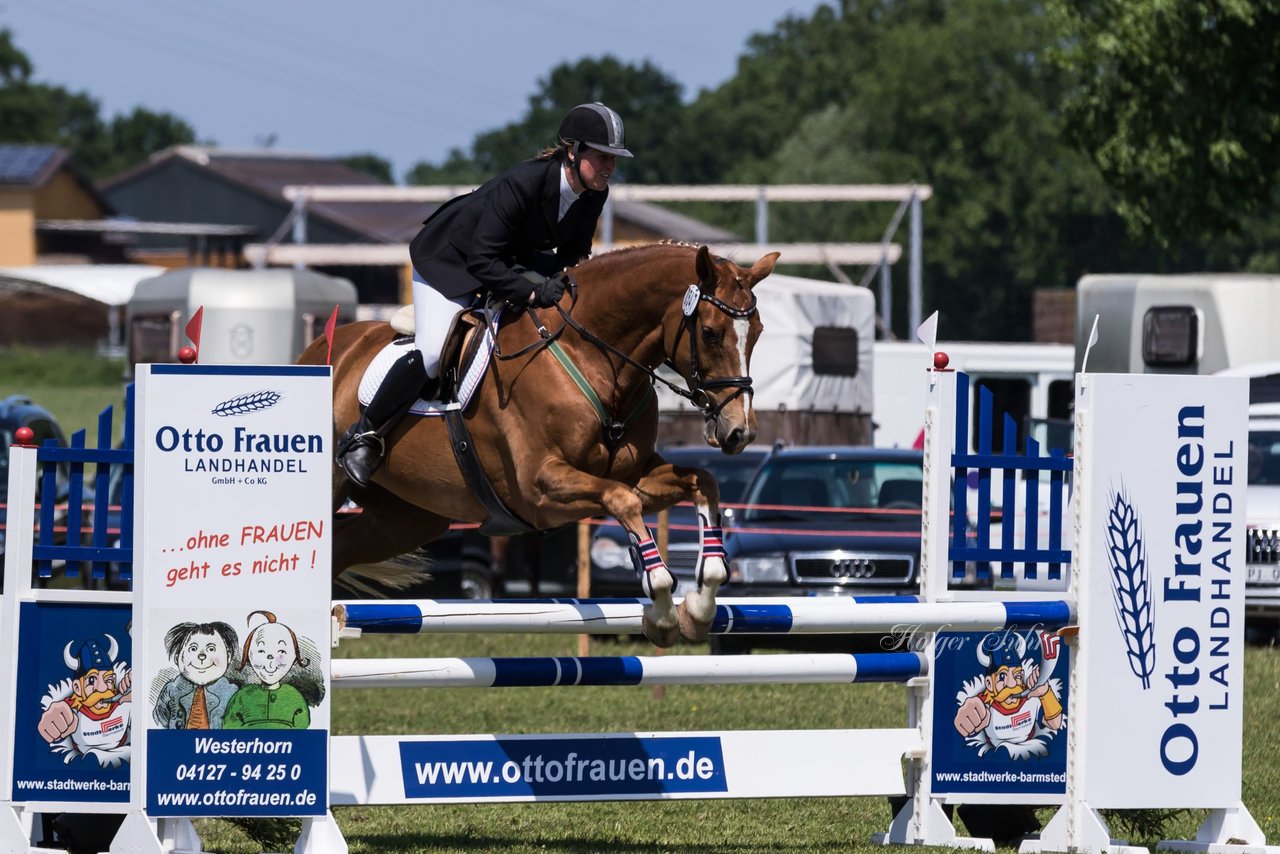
701, 316, 757, 454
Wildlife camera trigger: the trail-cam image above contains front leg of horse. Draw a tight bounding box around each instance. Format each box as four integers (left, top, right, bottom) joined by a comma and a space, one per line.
678, 502, 728, 643
629, 529, 680, 648
532, 464, 680, 648
633, 467, 726, 643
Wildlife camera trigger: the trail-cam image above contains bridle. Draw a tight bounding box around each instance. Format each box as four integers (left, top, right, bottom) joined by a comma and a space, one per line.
665, 283, 758, 420
504, 277, 759, 424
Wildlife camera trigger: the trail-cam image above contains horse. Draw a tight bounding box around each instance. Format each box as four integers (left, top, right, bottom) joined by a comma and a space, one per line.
300, 242, 780, 647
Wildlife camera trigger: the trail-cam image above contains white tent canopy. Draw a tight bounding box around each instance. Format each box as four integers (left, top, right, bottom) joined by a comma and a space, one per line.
0, 264, 165, 307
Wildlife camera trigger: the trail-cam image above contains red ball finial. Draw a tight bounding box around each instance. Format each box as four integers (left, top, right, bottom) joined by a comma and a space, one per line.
14, 426, 35, 446
178, 346, 197, 364
933, 351, 950, 370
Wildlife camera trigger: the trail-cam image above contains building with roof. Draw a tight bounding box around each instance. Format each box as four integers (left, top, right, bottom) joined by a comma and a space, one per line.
102, 146, 739, 304
0, 144, 256, 272
0, 145, 117, 266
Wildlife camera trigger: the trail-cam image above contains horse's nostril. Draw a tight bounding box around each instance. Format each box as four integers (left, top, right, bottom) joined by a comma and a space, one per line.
725, 428, 744, 451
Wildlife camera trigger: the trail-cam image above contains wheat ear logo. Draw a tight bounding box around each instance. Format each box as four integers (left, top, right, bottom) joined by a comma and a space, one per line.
1106, 487, 1155, 689
212, 391, 282, 417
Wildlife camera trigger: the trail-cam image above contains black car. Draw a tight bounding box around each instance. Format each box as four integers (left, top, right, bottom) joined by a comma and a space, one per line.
716, 445, 926, 653
586, 444, 771, 598
0, 396, 70, 591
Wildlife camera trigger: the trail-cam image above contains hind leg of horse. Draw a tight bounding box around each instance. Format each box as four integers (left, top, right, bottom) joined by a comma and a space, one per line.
631, 464, 726, 643
334, 484, 451, 580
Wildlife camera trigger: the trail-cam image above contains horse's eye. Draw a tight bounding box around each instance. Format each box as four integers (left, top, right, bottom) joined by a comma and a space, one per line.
701, 327, 719, 346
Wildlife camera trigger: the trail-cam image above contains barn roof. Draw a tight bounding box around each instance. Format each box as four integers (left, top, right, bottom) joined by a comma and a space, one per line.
0, 144, 115, 212
103, 146, 736, 244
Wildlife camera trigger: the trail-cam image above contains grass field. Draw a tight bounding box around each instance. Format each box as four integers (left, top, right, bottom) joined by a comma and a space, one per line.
188, 631, 1280, 854
4, 348, 1280, 853
0, 347, 129, 447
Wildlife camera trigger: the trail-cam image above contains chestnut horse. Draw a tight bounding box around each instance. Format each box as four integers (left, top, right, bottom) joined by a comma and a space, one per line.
300, 242, 779, 646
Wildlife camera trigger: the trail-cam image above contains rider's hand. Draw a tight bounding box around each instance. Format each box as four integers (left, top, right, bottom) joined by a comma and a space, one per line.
528, 273, 567, 308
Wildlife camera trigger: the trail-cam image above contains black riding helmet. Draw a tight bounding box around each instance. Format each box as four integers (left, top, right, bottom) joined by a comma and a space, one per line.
558, 102, 634, 158
559, 102, 633, 187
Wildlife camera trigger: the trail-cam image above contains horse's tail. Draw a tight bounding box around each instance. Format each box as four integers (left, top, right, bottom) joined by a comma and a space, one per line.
335, 552, 434, 598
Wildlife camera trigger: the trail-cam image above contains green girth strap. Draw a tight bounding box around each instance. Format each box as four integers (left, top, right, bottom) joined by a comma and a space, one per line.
547, 340, 655, 445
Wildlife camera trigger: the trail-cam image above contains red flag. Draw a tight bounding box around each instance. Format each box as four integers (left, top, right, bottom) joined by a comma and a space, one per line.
184, 306, 204, 362
323, 304, 339, 365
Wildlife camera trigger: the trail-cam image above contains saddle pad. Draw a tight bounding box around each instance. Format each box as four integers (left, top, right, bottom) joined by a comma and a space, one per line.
358, 324, 495, 417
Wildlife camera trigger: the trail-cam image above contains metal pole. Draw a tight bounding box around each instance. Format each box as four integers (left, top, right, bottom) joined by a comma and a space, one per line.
755, 187, 768, 245
292, 192, 309, 271
909, 187, 923, 336
880, 261, 893, 339
602, 197, 614, 249
880, 261, 891, 334
577, 521, 591, 657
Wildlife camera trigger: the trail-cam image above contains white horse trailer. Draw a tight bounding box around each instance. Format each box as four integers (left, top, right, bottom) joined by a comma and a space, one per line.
125, 267, 358, 372
1074, 273, 1280, 375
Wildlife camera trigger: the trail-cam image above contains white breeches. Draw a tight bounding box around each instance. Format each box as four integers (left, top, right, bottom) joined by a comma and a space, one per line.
411, 271, 474, 379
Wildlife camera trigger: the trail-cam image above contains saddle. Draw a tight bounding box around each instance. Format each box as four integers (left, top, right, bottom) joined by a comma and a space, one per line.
367, 305, 538, 537
360, 306, 491, 412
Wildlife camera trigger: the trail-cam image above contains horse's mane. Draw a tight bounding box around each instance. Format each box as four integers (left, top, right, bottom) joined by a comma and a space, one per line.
574, 241, 700, 276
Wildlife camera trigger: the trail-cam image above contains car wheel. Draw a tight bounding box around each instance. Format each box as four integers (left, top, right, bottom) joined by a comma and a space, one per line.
460, 560, 495, 600
709, 635, 752, 655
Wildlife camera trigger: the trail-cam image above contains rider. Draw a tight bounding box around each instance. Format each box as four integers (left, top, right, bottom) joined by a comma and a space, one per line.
336, 102, 634, 487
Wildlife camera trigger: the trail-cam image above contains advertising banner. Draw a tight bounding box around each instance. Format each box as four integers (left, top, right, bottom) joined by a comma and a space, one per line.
930, 629, 1069, 800
132, 364, 331, 818
10, 602, 133, 805
1075, 373, 1247, 809
330, 729, 920, 804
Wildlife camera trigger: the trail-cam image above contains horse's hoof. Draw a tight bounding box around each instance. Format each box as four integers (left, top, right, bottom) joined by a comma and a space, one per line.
642, 615, 681, 648
678, 601, 712, 643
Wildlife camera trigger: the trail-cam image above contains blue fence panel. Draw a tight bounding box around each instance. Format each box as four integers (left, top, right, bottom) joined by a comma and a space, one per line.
948, 372, 1071, 584
31, 386, 134, 585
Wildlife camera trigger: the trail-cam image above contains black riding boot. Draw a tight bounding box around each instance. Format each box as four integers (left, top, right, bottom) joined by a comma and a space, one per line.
336, 350, 434, 487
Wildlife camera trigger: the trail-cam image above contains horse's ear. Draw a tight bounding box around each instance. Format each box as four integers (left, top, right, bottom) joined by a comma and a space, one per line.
749, 252, 781, 286
695, 245, 717, 291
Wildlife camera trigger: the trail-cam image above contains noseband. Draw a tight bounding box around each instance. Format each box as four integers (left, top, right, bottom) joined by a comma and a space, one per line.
666, 284, 758, 420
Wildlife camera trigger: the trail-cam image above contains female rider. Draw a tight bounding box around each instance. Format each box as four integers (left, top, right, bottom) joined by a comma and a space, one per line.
336, 102, 634, 486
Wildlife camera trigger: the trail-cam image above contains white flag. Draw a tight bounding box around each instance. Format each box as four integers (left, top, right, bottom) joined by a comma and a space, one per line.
916, 311, 938, 353
1081, 314, 1100, 374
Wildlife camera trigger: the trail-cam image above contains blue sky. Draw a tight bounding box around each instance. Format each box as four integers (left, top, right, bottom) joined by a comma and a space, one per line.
2, 0, 826, 180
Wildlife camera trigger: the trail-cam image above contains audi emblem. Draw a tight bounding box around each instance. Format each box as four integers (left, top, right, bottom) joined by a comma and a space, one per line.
829, 558, 876, 579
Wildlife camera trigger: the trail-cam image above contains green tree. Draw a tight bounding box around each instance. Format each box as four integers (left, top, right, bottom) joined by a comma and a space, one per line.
338, 152, 394, 183
81, 107, 196, 179
1050, 0, 1280, 244
406, 57, 685, 184
405, 148, 490, 186
683, 0, 1149, 339
0, 28, 197, 179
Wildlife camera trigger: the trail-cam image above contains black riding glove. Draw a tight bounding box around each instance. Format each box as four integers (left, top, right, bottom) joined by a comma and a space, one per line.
529, 272, 568, 308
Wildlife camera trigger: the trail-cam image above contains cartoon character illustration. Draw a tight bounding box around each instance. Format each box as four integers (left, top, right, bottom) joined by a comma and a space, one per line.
222, 611, 311, 730
38, 634, 132, 767
953, 630, 1064, 759
154, 621, 239, 729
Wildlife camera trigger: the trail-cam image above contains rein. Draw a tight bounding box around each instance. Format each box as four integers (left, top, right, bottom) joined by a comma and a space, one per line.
488, 277, 758, 445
